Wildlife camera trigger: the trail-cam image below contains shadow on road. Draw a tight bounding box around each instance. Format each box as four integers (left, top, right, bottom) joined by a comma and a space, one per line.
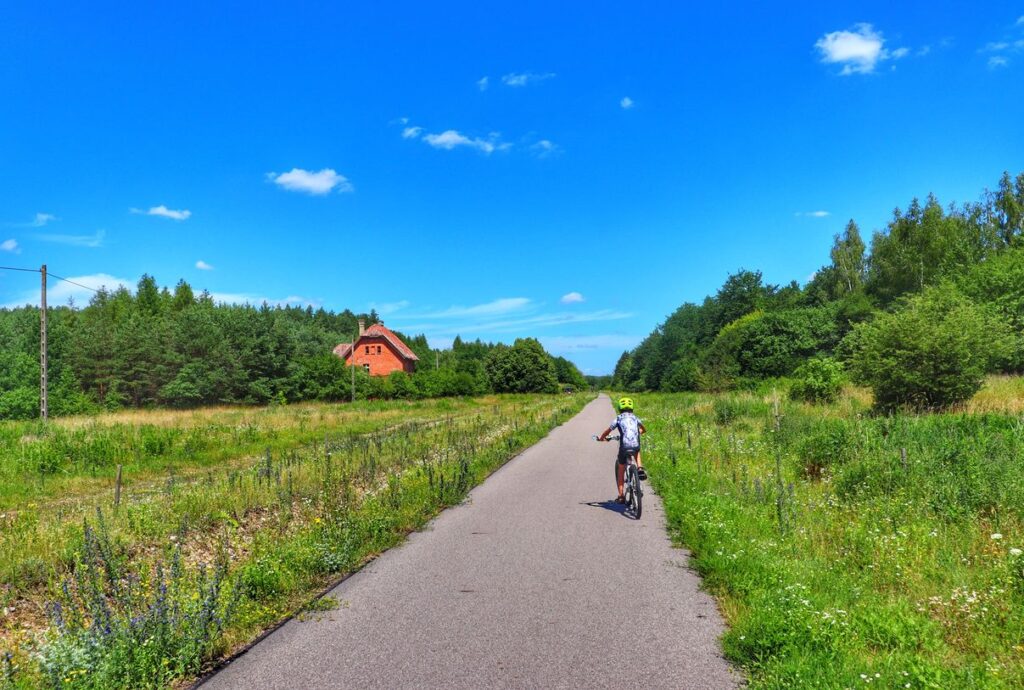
580, 499, 633, 518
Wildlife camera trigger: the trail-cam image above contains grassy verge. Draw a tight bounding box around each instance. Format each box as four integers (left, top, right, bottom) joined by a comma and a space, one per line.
0, 393, 592, 689
638, 383, 1024, 689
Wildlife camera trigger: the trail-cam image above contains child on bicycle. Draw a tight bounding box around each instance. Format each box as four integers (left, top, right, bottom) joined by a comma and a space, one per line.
597, 397, 646, 504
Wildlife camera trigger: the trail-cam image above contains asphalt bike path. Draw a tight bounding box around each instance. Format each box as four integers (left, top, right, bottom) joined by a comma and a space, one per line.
201, 394, 739, 689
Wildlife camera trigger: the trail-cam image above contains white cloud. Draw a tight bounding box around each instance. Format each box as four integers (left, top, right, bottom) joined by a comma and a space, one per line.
620, 96, 634, 109
1, 239, 19, 253
815, 23, 906, 75
131, 205, 192, 221
477, 76, 489, 91
501, 71, 556, 87
984, 41, 1011, 51
917, 45, 932, 57
560, 291, 585, 304
422, 129, 508, 154
2, 272, 133, 309
30, 213, 57, 227
401, 126, 423, 139
1017, 15, 1024, 27
195, 260, 214, 271
267, 168, 353, 195
795, 210, 831, 218
34, 230, 105, 247
989, 55, 1010, 68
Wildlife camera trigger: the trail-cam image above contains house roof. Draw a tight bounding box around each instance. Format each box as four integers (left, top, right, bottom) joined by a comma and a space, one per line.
333, 323, 420, 361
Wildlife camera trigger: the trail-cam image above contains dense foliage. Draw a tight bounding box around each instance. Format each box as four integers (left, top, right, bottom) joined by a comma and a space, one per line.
0, 282, 585, 419
615, 171, 1024, 409
788, 356, 844, 404
845, 285, 1011, 410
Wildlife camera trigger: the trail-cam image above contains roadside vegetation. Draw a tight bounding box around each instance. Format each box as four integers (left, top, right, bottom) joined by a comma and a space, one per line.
614, 171, 1024, 411
0, 393, 591, 689
638, 381, 1024, 688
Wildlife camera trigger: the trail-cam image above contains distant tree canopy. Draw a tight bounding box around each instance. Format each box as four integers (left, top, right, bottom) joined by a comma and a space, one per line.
0, 281, 587, 419
614, 171, 1024, 408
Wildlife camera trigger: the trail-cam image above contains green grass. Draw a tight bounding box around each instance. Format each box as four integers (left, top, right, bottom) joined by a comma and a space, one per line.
0, 393, 592, 689
637, 384, 1024, 688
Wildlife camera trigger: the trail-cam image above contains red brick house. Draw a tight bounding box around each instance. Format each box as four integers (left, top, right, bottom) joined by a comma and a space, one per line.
333, 320, 419, 376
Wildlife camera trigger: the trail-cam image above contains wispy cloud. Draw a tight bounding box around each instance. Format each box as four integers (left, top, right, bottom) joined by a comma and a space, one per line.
795, 210, 831, 218
369, 299, 410, 315
815, 23, 907, 75
195, 260, 214, 271
2, 272, 133, 309
401, 126, 422, 139
7, 212, 57, 228
501, 71, 556, 87
989, 55, 1010, 68
34, 230, 105, 248
620, 96, 635, 109
540, 334, 643, 353
560, 291, 585, 304
1017, 15, 1024, 27
130, 205, 192, 221
1, 239, 19, 254
208, 292, 321, 308
477, 76, 489, 91
422, 130, 509, 154
392, 294, 631, 340
414, 297, 532, 319
267, 168, 353, 195
530, 139, 560, 158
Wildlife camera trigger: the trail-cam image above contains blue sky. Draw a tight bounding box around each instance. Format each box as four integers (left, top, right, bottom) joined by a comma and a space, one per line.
2, 2, 1023, 374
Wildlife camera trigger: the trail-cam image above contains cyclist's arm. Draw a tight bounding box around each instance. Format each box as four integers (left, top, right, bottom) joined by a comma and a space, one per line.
597, 427, 612, 441
639, 422, 647, 434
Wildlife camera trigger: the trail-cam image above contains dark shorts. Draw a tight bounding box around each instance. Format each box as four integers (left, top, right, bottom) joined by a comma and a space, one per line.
617, 446, 639, 465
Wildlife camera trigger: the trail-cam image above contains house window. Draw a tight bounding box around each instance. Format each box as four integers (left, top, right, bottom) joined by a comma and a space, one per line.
363, 364, 370, 372
365, 346, 370, 355
376, 345, 382, 354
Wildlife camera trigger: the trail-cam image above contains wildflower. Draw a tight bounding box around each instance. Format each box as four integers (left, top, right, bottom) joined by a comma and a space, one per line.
1010, 548, 1022, 557
991, 533, 1003, 540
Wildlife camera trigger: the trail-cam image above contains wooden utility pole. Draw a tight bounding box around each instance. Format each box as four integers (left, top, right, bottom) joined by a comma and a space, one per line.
40, 264, 48, 421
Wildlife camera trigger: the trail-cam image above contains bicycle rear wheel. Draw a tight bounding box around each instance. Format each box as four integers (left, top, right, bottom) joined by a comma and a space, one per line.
631, 469, 642, 519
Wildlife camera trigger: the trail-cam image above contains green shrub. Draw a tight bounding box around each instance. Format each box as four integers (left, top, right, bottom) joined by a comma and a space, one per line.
845, 285, 1011, 410
788, 357, 844, 404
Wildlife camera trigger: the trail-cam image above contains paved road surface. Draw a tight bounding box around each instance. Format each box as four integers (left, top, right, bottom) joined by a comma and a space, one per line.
202, 395, 739, 689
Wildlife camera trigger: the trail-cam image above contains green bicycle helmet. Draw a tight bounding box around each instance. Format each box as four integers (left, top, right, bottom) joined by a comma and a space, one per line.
618, 396, 634, 411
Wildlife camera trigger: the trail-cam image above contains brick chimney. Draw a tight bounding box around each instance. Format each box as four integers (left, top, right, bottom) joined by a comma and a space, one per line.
358, 319, 365, 336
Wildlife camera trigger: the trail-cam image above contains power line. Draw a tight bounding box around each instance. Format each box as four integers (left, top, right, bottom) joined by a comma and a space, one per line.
0, 265, 41, 273
47, 271, 101, 294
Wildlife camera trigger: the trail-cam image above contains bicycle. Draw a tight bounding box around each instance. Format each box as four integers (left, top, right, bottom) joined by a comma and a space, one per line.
593, 435, 643, 519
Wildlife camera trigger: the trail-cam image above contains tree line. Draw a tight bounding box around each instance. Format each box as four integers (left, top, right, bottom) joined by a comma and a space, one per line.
614, 171, 1024, 409
0, 279, 587, 419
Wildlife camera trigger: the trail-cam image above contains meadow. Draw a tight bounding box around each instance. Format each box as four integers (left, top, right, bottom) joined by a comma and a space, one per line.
0, 393, 591, 689
639, 378, 1024, 689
